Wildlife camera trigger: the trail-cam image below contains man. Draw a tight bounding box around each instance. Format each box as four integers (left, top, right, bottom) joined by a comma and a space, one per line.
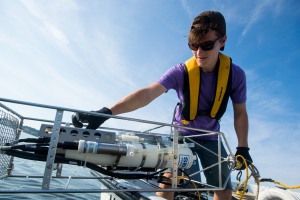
72, 11, 252, 200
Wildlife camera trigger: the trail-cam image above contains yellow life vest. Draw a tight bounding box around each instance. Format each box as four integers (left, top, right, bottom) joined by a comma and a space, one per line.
181, 53, 232, 121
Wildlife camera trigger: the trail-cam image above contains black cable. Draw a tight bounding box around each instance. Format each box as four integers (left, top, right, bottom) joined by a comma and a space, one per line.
57, 142, 78, 150
18, 137, 51, 143
84, 162, 166, 180
9, 141, 78, 152
5, 149, 47, 162
11, 143, 49, 149
260, 178, 274, 183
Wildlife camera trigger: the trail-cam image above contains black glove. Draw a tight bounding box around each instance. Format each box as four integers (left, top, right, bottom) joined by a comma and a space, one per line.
235, 147, 253, 170
71, 107, 112, 130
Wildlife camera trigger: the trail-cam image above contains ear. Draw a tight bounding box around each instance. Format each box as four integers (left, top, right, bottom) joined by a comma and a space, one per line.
220, 35, 227, 48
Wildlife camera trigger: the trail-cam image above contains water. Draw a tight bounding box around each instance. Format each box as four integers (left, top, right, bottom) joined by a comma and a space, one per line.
0, 132, 101, 200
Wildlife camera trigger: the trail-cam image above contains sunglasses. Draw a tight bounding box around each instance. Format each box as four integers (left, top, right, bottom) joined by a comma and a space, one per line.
188, 36, 222, 51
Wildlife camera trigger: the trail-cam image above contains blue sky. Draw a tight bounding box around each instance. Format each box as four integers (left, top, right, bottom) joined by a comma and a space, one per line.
1, 0, 300, 189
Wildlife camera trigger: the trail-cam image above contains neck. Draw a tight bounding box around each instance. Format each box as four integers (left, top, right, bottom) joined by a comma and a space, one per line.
201, 58, 219, 73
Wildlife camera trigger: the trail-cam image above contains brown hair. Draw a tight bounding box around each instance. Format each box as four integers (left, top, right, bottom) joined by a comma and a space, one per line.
188, 11, 226, 50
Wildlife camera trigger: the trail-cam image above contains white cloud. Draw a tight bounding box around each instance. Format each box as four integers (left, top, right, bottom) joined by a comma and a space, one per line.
50, 0, 81, 12
19, 0, 48, 21
241, 0, 284, 36
43, 21, 69, 46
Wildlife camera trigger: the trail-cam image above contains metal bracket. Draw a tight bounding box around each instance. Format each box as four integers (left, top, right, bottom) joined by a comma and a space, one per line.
171, 128, 179, 188
218, 134, 222, 188
55, 163, 63, 177
42, 109, 63, 189
39, 124, 116, 143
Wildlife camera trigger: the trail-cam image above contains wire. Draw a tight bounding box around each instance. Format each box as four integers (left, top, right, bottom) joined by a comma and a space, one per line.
18, 137, 50, 143
273, 181, 300, 189
234, 156, 300, 200
177, 169, 203, 200
260, 178, 300, 189
177, 169, 191, 187
176, 175, 201, 200
234, 155, 250, 200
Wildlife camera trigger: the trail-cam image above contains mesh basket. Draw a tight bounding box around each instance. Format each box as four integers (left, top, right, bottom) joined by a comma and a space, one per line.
0, 109, 20, 178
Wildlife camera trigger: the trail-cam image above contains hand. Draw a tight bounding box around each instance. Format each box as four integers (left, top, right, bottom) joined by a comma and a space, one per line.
235, 147, 253, 170
71, 107, 112, 129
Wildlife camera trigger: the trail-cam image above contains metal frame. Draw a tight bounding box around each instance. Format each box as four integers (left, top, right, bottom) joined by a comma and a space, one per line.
0, 97, 235, 195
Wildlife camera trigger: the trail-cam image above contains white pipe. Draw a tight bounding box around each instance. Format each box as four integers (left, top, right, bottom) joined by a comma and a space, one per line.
65, 143, 195, 169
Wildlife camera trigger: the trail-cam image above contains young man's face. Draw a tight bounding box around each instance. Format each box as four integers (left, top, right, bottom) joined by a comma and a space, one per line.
190, 29, 226, 72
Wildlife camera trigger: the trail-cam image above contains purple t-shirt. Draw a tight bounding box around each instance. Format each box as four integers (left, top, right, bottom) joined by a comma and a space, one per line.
157, 59, 246, 140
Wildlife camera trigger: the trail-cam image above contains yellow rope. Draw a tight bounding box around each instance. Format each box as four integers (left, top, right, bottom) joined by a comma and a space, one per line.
177, 176, 201, 200
175, 155, 300, 200
272, 180, 300, 189
232, 154, 300, 200
235, 155, 250, 200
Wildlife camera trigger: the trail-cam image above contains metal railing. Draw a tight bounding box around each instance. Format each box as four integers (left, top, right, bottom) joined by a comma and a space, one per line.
0, 97, 235, 195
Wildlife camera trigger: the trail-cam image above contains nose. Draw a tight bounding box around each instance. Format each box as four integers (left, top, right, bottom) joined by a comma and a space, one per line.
196, 47, 205, 55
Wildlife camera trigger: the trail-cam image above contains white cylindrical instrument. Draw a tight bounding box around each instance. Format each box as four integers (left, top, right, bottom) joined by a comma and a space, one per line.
65, 140, 195, 169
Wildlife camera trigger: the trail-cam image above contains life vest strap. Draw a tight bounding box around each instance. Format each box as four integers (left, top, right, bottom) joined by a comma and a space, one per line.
182, 53, 232, 121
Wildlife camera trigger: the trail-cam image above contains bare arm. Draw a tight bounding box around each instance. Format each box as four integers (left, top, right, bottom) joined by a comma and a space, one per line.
109, 82, 167, 115
233, 102, 249, 147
